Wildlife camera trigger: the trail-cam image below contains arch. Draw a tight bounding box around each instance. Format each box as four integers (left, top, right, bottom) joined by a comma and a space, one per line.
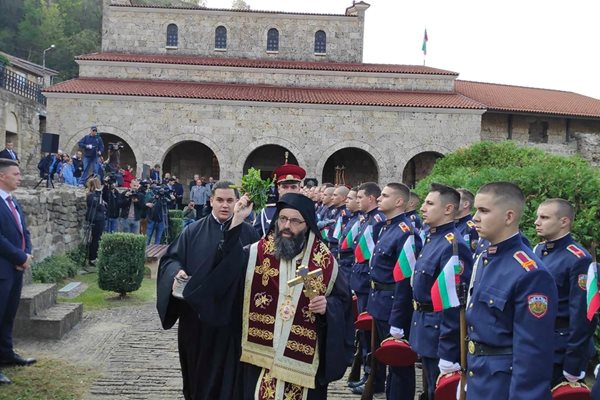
5, 112, 18, 134
215, 25, 227, 49
243, 145, 298, 180
163, 141, 220, 194
316, 140, 384, 185
235, 137, 307, 179
322, 147, 378, 187
402, 151, 444, 188
314, 30, 326, 54
166, 23, 178, 47
267, 28, 279, 52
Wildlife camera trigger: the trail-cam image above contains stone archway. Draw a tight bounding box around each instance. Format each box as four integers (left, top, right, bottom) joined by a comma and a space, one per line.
402, 151, 443, 188
69, 132, 137, 172
163, 140, 220, 190
4, 112, 18, 150
322, 147, 378, 187
243, 145, 298, 180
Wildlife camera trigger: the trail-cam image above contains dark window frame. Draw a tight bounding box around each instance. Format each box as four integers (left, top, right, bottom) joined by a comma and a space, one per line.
267, 28, 279, 52
166, 24, 178, 47
215, 26, 227, 49
314, 30, 326, 54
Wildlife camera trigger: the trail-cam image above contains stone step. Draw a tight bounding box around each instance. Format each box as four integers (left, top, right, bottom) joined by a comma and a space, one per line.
17, 283, 57, 318
14, 302, 83, 340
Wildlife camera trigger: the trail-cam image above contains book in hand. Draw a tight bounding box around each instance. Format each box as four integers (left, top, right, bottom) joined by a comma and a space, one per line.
172, 275, 190, 299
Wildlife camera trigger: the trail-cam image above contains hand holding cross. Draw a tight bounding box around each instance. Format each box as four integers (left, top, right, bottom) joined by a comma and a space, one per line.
287, 265, 323, 300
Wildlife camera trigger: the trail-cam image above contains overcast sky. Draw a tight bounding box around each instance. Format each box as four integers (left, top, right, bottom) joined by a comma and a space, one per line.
207, 0, 600, 100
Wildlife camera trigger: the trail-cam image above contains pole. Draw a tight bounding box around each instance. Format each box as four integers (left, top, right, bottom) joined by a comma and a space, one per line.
459, 300, 467, 400
361, 318, 378, 400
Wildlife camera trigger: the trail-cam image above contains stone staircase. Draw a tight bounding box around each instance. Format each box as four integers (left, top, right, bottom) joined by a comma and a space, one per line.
14, 283, 83, 340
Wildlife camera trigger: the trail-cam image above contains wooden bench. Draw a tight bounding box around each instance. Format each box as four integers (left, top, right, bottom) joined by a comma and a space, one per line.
145, 244, 169, 279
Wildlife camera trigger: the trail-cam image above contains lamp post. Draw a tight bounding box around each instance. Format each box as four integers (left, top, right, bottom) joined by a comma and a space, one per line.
42, 44, 55, 86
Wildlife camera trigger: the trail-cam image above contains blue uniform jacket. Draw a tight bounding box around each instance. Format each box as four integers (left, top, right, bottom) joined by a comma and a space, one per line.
350, 208, 385, 295
408, 221, 473, 361
466, 234, 558, 400
253, 204, 276, 237
326, 205, 349, 249
456, 214, 479, 252
534, 234, 597, 375
338, 212, 360, 260
78, 135, 104, 159
406, 210, 423, 232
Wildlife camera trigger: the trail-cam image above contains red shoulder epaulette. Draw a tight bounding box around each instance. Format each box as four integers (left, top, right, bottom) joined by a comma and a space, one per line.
399, 222, 410, 233
444, 233, 454, 243
374, 214, 383, 223
513, 251, 537, 271
466, 220, 475, 229
566, 244, 585, 259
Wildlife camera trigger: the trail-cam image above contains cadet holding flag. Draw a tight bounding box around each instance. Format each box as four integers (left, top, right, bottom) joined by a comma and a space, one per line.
338, 187, 361, 285
326, 186, 349, 258
466, 182, 558, 399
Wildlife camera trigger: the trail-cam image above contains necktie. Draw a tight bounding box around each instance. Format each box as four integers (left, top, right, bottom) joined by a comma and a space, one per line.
6, 196, 25, 250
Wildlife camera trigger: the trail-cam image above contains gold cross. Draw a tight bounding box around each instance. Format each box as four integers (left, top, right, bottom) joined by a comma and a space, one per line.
256, 258, 279, 286
287, 266, 323, 300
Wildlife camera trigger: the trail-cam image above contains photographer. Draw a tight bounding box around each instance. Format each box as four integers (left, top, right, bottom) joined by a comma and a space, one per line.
85, 177, 107, 264
119, 179, 144, 234
78, 125, 104, 185
145, 185, 175, 245
102, 176, 121, 233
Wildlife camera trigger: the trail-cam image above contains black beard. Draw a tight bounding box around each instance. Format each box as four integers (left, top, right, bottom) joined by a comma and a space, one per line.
274, 224, 306, 261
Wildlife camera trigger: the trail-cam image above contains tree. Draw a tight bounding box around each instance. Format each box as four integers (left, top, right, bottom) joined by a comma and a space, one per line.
231, 0, 250, 10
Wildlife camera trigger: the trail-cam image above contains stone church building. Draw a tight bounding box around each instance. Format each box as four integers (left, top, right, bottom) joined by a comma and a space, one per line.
43, 0, 600, 190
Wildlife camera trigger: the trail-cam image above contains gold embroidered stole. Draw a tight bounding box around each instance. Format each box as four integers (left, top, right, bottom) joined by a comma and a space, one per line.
241, 231, 338, 395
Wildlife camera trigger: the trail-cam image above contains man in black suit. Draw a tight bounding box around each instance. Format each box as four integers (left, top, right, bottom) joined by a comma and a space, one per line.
0, 142, 18, 163
0, 159, 36, 385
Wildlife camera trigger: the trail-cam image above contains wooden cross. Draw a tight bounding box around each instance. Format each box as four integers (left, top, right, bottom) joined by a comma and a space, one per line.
287, 265, 323, 300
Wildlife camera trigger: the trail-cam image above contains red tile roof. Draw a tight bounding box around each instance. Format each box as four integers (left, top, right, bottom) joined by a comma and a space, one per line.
456, 80, 600, 119
43, 78, 485, 109
76, 53, 459, 76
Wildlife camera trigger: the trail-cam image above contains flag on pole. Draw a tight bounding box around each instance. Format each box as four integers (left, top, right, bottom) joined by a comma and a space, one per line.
321, 226, 329, 240
431, 255, 461, 311
393, 235, 417, 282
332, 216, 343, 241
355, 224, 374, 263
341, 220, 359, 250
586, 261, 600, 321
421, 28, 428, 55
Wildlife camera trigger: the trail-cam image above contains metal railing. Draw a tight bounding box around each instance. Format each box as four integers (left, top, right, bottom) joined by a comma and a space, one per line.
0, 63, 47, 105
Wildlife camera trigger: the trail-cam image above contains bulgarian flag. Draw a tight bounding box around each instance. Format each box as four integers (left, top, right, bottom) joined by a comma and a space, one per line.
587, 261, 600, 321
421, 28, 428, 55
354, 224, 374, 263
341, 220, 359, 250
393, 235, 417, 282
431, 255, 461, 311
321, 226, 329, 240
332, 216, 343, 241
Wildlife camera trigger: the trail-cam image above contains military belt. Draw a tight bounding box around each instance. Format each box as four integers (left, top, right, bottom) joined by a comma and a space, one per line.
467, 340, 512, 356
412, 300, 434, 312
555, 317, 569, 330
370, 280, 395, 291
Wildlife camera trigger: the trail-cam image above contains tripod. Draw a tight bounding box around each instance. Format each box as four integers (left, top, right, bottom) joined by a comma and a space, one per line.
34, 173, 55, 189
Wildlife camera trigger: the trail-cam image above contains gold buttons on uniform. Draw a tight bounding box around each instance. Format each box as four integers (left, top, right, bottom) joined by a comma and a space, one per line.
483, 259, 488, 265
469, 371, 474, 377
489, 299, 494, 305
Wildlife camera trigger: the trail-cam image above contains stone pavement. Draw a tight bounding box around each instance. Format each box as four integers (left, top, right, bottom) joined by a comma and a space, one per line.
15, 302, 422, 399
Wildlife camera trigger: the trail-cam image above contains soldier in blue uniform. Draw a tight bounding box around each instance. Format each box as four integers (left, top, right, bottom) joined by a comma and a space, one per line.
533, 198, 597, 387
408, 183, 473, 400
326, 186, 350, 258
349, 182, 385, 394
253, 159, 305, 237
455, 188, 479, 252
338, 187, 361, 286
406, 191, 423, 232
369, 183, 421, 400
465, 182, 558, 400
316, 184, 334, 223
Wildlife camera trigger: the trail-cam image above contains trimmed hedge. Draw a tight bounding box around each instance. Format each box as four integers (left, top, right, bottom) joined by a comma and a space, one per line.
168, 209, 183, 219
97, 233, 146, 297
168, 217, 184, 242
32, 255, 78, 283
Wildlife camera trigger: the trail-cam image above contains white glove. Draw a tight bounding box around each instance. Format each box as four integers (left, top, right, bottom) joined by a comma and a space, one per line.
563, 370, 585, 383
595, 364, 600, 379
389, 326, 404, 339
86, 144, 93, 149
439, 358, 461, 375
456, 382, 467, 400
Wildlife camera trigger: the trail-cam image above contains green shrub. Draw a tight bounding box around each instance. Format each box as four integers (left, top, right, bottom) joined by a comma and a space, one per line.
168, 217, 184, 242
32, 255, 78, 283
66, 244, 88, 270
168, 209, 183, 219
97, 233, 146, 297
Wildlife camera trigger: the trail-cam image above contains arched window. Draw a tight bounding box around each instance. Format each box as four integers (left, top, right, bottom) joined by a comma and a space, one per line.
267, 28, 279, 52
166, 24, 178, 47
314, 30, 326, 54
215, 26, 227, 49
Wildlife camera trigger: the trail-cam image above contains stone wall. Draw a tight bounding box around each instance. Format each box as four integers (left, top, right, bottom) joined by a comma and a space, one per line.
77, 62, 456, 92
0, 88, 45, 175
102, 4, 366, 63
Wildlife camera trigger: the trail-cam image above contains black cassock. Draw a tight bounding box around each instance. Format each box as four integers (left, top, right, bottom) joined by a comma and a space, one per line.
183, 224, 354, 400
157, 215, 260, 400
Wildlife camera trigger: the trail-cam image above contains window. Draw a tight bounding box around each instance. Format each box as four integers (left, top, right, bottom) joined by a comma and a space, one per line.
314, 30, 326, 54
166, 24, 178, 47
267, 28, 279, 52
528, 120, 549, 143
215, 26, 227, 49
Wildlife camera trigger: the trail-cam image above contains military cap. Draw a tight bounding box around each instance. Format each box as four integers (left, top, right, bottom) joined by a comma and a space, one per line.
374, 337, 417, 367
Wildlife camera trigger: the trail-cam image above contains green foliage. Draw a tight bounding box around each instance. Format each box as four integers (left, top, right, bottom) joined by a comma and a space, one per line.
0, 54, 10, 66
415, 141, 600, 251
239, 167, 273, 211
32, 255, 78, 284
97, 233, 146, 297
168, 209, 183, 219
65, 244, 87, 270
168, 217, 184, 242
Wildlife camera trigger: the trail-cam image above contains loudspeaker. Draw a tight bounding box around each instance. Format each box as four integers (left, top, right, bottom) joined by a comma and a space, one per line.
142, 163, 151, 180
41, 133, 60, 154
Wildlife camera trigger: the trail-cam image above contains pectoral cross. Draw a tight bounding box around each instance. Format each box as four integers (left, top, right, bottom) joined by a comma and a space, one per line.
287, 265, 323, 300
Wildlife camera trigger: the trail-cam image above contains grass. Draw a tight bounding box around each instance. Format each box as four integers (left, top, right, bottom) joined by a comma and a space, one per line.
58, 268, 156, 311
0, 358, 98, 400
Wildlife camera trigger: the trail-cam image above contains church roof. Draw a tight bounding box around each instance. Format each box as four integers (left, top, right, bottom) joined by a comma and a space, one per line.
455, 80, 600, 119
76, 53, 459, 76
43, 77, 485, 110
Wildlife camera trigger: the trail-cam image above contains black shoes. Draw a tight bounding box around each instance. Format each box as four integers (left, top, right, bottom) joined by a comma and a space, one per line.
0, 353, 37, 367
0, 371, 11, 384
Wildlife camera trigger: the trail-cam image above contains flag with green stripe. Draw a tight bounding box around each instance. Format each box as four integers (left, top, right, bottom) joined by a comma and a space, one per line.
587, 261, 600, 321
393, 235, 417, 282
354, 224, 374, 263
341, 220, 359, 250
431, 255, 460, 311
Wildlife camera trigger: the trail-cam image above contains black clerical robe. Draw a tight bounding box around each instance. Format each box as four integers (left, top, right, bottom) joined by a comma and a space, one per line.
157, 215, 260, 400
183, 224, 353, 400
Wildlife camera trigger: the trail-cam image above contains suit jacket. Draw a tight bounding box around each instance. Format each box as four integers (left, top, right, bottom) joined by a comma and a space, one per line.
0, 195, 32, 279
0, 149, 18, 162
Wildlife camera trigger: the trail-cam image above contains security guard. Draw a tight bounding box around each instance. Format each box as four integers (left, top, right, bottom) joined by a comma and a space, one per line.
465, 182, 558, 399
369, 183, 421, 400
534, 198, 597, 387
326, 186, 350, 258
408, 183, 473, 400
455, 188, 479, 252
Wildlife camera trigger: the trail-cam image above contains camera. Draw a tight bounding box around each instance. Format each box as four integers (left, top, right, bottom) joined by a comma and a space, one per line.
108, 141, 124, 151
152, 185, 174, 200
